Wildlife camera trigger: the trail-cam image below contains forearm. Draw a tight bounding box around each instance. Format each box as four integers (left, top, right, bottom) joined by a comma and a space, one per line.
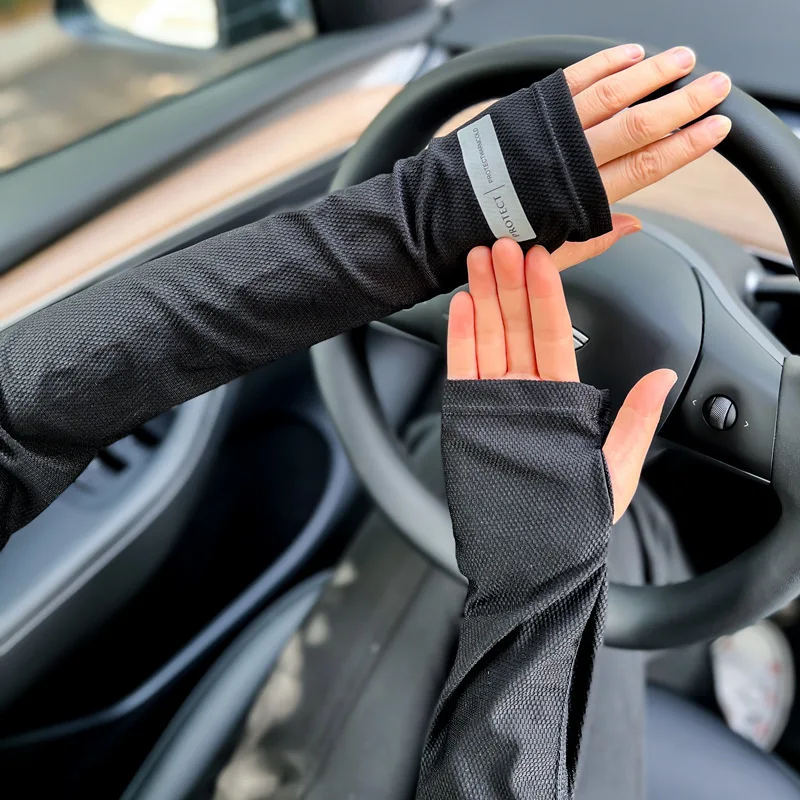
0, 70, 609, 547
417, 380, 614, 800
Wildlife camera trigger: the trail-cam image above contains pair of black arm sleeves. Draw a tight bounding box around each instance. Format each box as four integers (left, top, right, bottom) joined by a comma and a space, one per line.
0, 70, 616, 799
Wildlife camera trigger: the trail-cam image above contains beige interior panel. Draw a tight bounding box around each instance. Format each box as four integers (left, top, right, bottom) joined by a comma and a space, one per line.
0, 84, 401, 324
1, 91, 790, 326
628, 150, 787, 261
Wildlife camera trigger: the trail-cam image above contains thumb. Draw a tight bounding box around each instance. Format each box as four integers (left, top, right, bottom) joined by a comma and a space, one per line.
551, 213, 642, 272
602, 369, 678, 523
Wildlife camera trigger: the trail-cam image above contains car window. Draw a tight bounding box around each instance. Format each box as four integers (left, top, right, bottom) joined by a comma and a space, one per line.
0, 0, 315, 173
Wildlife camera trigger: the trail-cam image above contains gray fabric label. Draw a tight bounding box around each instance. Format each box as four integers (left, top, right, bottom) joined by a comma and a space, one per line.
457, 114, 536, 242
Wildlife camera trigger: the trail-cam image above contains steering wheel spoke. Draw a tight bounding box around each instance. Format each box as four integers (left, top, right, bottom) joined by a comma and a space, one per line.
657, 256, 787, 482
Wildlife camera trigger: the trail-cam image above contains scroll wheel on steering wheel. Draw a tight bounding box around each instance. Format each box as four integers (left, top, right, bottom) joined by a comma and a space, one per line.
704, 395, 737, 431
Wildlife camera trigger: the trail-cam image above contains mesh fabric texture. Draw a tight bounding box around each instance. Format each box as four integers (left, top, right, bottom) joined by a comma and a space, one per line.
0, 69, 610, 548
417, 379, 614, 800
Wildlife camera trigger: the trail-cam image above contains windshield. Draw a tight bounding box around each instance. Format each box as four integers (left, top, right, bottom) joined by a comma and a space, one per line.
0, 0, 315, 173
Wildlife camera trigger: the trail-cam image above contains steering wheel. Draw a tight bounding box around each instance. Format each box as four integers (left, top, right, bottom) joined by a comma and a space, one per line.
311, 36, 800, 650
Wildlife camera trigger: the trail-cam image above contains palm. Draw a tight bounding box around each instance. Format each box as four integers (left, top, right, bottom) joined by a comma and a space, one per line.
447, 239, 676, 523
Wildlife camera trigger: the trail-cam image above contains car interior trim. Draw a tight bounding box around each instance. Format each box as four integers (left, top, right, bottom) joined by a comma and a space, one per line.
0, 386, 232, 707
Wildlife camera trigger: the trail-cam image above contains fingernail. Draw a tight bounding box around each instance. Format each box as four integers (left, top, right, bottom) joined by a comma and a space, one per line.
621, 221, 642, 236
708, 71, 731, 97
654, 369, 678, 397
624, 43, 645, 60
706, 114, 732, 139
671, 46, 696, 70
620, 222, 642, 236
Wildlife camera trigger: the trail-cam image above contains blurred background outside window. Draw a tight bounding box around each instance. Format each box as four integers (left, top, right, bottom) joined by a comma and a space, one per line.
0, 0, 315, 173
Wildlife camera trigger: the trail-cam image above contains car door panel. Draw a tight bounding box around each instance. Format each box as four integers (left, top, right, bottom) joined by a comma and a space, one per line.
0, 387, 233, 709
0, 150, 342, 710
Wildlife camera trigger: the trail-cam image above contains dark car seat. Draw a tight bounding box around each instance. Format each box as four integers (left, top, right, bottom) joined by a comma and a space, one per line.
123, 527, 800, 800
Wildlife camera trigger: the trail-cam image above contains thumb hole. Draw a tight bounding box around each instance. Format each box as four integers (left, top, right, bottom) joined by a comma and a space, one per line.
602, 369, 678, 523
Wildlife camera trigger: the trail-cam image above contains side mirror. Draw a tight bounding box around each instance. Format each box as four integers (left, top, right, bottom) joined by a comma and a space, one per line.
56, 0, 312, 50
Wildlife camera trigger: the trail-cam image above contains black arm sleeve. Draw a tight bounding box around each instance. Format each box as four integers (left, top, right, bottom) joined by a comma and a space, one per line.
0, 69, 610, 549
416, 379, 614, 800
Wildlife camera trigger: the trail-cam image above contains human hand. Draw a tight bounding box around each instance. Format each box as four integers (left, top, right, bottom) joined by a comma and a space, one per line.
447, 238, 677, 522
550, 44, 732, 270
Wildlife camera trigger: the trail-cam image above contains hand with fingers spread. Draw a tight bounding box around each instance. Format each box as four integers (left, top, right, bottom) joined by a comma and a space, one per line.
447, 238, 677, 521
547, 43, 731, 270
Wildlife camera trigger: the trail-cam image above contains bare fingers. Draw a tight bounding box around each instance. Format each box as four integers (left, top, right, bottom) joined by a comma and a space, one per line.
452, 240, 579, 382
574, 46, 697, 130
525, 247, 579, 382
447, 291, 478, 379
463, 242, 541, 379
466, 246, 507, 378
563, 43, 646, 96
567, 44, 733, 213
492, 239, 537, 376
587, 71, 731, 167
601, 114, 732, 204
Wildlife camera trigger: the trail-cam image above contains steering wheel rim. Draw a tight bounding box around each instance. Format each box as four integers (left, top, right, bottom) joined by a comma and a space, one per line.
311, 35, 800, 650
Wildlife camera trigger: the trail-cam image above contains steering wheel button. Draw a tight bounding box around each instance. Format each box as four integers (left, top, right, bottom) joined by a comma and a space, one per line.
704, 395, 737, 430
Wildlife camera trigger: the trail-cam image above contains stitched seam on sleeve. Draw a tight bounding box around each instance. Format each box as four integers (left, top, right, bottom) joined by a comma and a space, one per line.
531, 82, 589, 234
